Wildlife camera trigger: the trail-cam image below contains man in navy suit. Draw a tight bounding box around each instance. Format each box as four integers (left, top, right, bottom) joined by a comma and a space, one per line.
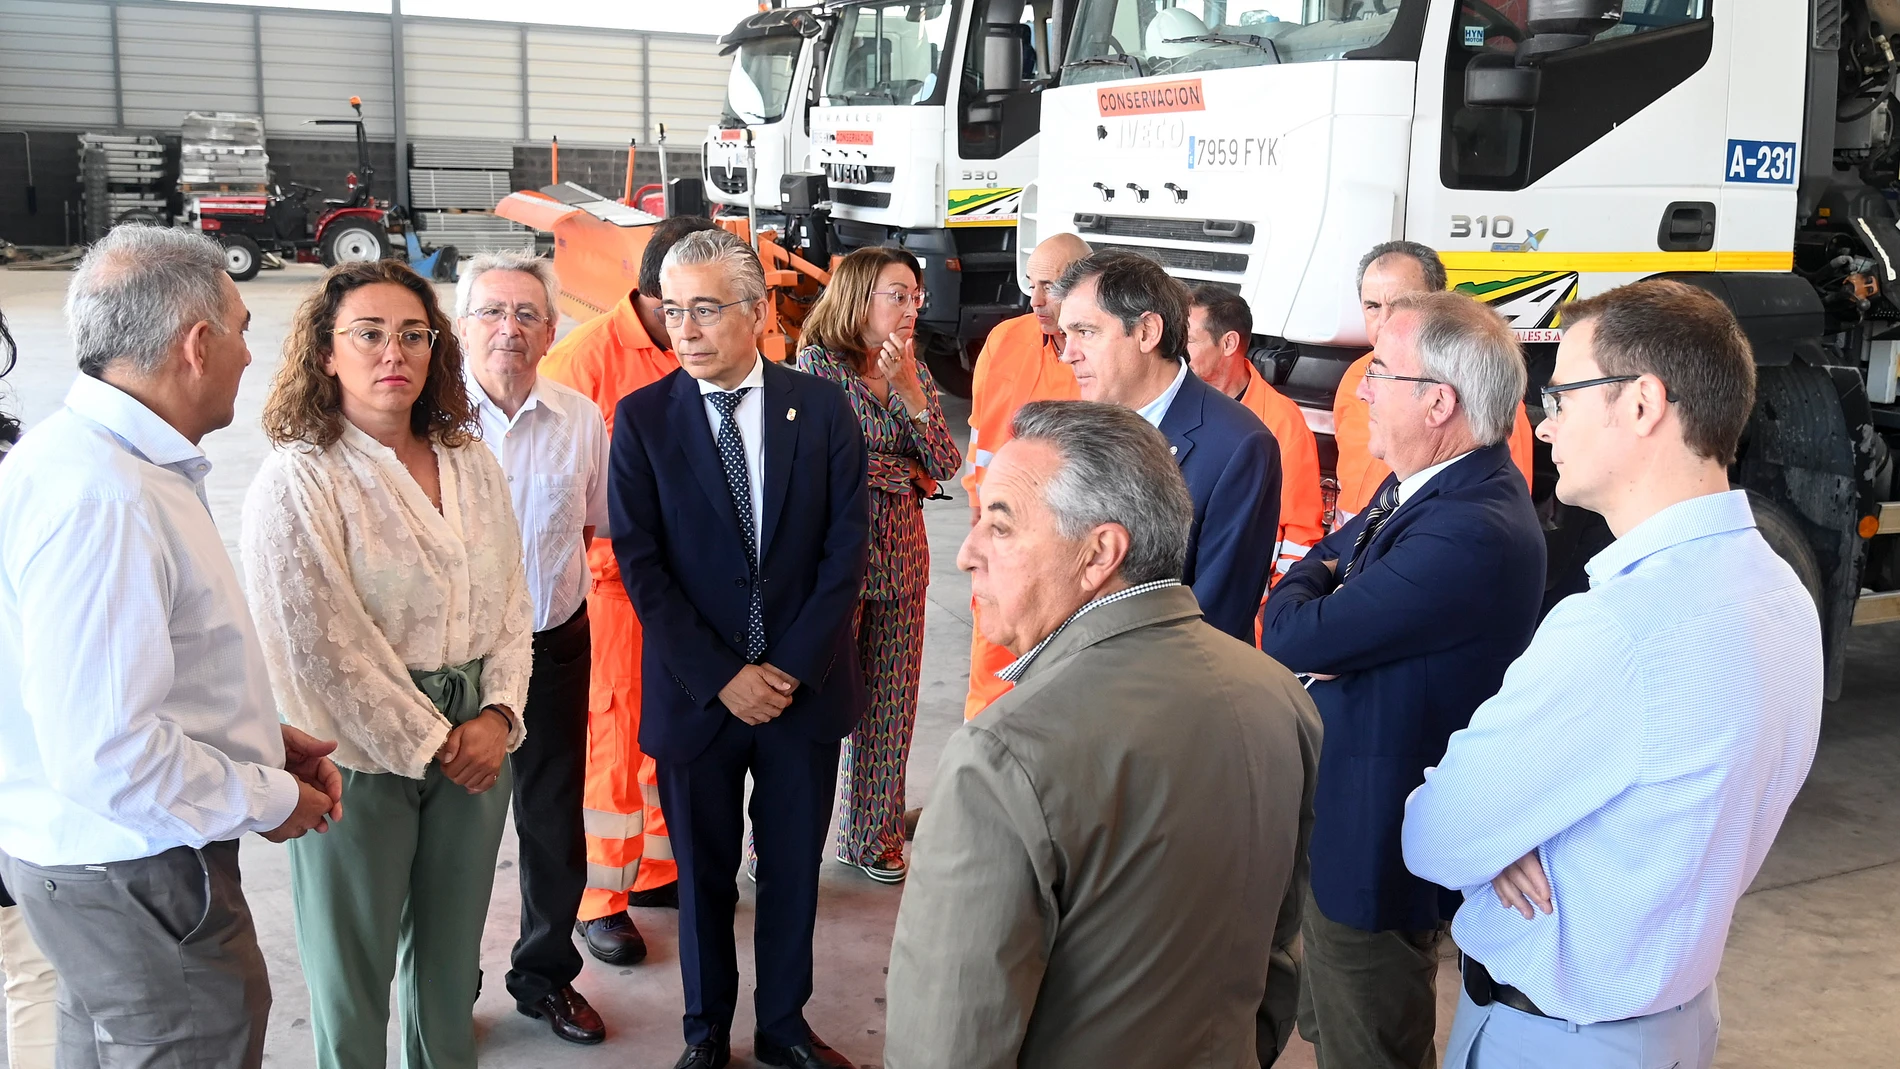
1261, 291, 1546, 1069
609, 228, 869, 1069
1051, 250, 1281, 641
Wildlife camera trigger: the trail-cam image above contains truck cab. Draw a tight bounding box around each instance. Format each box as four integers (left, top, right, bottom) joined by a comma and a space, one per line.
1025, 0, 1899, 693
811, 0, 1065, 388
703, 6, 833, 225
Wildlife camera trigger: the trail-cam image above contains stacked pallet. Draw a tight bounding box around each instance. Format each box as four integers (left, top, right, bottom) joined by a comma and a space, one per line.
408, 140, 533, 257
78, 134, 166, 241
180, 112, 269, 193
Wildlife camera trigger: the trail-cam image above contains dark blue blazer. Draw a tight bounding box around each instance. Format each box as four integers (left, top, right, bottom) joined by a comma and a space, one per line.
1159, 369, 1282, 643
1260, 442, 1544, 932
608, 359, 871, 765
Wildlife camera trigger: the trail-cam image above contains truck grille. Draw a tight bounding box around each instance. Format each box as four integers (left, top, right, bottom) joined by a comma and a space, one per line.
1074, 214, 1254, 244
707, 169, 748, 195
1092, 241, 1248, 274
833, 188, 892, 209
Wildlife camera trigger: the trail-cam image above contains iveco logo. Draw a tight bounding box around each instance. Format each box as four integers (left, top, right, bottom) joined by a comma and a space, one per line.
829, 164, 870, 185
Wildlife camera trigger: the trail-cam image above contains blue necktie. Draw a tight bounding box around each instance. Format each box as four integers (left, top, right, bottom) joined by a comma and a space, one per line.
708, 388, 766, 661
1343, 478, 1399, 581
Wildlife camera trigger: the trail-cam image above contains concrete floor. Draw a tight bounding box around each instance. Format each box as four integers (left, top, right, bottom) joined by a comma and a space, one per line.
1, 263, 1896, 1068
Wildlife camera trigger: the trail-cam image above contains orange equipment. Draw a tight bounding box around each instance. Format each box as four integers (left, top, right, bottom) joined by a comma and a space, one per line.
1236, 361, 1326, 583
1332, 352, 1535, 521
960, 312, 1079, 721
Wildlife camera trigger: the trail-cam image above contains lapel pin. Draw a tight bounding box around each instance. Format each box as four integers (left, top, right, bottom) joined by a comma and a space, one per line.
786, 408, 798, 421
1169, 445, 1178, 455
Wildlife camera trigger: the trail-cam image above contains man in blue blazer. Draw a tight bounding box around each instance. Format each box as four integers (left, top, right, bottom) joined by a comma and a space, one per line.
1261, 291, 1546, 1069
609, 229, 869, 1069
1052, 251, 1281, 641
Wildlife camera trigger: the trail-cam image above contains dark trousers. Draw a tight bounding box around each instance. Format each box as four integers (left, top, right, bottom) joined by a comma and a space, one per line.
657, 713, 840, 1049
1, 841, 270, 1069
505, 602, 592, 1005
1296, 885, 1443, 1069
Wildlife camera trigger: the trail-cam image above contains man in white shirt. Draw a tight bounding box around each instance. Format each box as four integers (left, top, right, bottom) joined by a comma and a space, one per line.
0, 226, 340, 1069
457, 252, 612, 1046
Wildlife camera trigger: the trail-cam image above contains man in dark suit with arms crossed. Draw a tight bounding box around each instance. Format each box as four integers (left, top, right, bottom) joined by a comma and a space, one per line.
608, 228, 870, 1069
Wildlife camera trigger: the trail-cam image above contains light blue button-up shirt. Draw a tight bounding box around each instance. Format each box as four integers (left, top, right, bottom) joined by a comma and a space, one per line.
1402, 489, 1822, 1023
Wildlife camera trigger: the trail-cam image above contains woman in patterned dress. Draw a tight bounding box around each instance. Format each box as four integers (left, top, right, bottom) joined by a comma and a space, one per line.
796, 247, 962, 882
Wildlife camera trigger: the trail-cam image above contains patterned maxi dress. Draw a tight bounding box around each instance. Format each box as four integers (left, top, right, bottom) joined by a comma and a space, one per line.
795, 343, 963, 865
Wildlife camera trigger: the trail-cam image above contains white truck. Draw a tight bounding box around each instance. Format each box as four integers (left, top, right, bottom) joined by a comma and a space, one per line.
809, 0, 1065, 390
1023, 0, 1900, 694
702, 5, 834, 225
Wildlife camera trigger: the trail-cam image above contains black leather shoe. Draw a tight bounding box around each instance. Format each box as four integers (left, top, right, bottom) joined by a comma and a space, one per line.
671, 1040, 730, 1069
628, 880, 679, 909
754, 1029, 852, 1069
517, 984, 605, 1045
575, 912, 647, 965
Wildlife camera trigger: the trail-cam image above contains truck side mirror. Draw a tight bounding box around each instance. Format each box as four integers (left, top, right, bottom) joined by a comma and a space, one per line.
1466, 52, 1541, 109
982, 0, 1028, 94
1521, 0, 1621, 62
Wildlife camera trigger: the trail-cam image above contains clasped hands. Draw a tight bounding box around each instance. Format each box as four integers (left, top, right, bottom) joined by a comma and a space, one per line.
437, 706, 513, 795
263, 723, 346, 843
720, 663, 800, 725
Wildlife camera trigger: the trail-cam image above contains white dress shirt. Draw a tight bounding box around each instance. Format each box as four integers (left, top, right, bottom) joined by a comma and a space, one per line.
1396, 449, 1474, 506
467, 368, 610, 631
242, 423, 534, 779
698, 354, 767, 558
0, 375, 298, 866
1403, 490, 1823, 1023
1134, 359, 1191, 428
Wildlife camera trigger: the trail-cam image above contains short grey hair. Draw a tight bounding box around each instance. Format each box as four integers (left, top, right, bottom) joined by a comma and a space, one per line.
454, 251, 561, 319
1009, 400, 1193, 585
1388, 291, 1525, 447
66, 225, 229, 377
1356, 240, 1447, 295
660, 228, 767, 305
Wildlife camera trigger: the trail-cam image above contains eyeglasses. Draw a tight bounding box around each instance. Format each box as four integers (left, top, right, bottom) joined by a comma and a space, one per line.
870, 289, 928, 309
468, 305, 548, 329
1539, 374, 1676, 419
333, 325, 438, 356
661, 299, 753, 328
1362, 370, 1445, 387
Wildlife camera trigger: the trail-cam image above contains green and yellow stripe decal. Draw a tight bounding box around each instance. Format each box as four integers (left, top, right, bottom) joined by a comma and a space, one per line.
1439, 250, 1794, 273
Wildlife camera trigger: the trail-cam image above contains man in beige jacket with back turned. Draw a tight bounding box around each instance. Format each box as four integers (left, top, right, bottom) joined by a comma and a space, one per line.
885, 400, 1322, 1069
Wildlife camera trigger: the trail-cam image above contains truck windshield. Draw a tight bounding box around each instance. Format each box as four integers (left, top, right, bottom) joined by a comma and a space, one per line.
823, 1, 955, 105
1065, 0, 1419, 83
723, 35, 804, 125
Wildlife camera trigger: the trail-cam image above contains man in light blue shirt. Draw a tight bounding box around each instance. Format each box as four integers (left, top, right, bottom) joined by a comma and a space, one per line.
1402, 280, 1823, 1069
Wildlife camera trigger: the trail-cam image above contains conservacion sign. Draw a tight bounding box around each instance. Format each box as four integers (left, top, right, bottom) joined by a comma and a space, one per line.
1096, 78, 1206, 116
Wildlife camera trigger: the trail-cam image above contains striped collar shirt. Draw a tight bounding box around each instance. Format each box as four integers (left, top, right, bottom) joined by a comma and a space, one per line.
1401, 489, 1823, 1023
997, 579, 1183, 683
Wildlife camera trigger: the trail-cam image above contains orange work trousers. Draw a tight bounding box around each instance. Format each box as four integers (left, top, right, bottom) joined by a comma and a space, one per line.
579, 583, 675, 921
962, 597, 1016, 721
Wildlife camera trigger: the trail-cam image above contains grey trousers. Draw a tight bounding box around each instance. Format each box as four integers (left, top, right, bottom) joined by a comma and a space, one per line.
0, 841, 269, 1069
1296, 886, 1442, 1069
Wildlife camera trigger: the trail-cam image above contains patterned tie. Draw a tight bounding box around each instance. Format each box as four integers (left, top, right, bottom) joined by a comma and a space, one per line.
1342, 478, 1400, 581
708, 388, 766, 661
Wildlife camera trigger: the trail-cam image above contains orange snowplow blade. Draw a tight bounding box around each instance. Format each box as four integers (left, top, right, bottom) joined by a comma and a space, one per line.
498, 183, 660, 323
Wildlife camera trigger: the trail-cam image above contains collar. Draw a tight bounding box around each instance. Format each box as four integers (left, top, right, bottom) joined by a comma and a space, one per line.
996, 579, 1184, 683
1134, 360, 1190, 428
65, 374, 207, 474
1397, 448, 1475, 506
697, 353, 766, 397
1585, 489, 1757, 585
617, 293, 668, 354
464, 361, 546, 425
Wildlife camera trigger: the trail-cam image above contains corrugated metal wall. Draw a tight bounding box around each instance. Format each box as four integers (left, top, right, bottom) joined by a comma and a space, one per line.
0, 0, 723, 148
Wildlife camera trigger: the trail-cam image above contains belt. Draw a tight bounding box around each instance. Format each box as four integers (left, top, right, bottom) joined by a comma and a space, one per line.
535, 600, 589, 641
1461, 955, 1552, 1019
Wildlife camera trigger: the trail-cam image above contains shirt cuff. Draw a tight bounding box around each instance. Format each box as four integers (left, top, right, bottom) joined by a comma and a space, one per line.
251, 765, 302, 836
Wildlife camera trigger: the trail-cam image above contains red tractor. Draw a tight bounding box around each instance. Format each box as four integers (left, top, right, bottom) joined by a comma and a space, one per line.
189, 98, 392, 281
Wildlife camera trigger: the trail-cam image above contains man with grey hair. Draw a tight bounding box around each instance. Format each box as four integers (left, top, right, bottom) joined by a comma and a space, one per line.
1261, 291, 1546, 1069
0, 226, 342, 1069
612, 227, 869, 1069
457, 252, 612, 1043
886, 400, 1321, 1069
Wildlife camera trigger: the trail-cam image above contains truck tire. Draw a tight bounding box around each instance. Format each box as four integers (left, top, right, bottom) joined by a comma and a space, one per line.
219, 235, 262, 282
321, 222, 390, 267
1745, 489, 1824, 623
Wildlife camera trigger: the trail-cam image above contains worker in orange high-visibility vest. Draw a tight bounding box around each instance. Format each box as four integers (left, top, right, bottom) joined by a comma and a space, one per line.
538, 215, 719, 967
1185, 285, 1325, 587
961, 232, 1090, 721
1335, 241, 1534, 524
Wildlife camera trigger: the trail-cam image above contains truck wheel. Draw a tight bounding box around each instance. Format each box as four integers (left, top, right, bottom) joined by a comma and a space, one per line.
321, 222, 390, 267
219, 235, 262, 282
1745, 489, 1824, 621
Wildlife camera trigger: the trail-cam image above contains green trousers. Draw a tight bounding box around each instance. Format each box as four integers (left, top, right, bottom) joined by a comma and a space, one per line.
288, 660, 512, 1069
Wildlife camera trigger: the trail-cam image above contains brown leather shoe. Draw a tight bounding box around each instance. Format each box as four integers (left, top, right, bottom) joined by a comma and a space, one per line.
517, 984, 606, 1045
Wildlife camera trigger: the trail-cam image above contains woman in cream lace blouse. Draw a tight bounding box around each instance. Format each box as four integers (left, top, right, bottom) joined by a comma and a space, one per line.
241, 260, 531, 1069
